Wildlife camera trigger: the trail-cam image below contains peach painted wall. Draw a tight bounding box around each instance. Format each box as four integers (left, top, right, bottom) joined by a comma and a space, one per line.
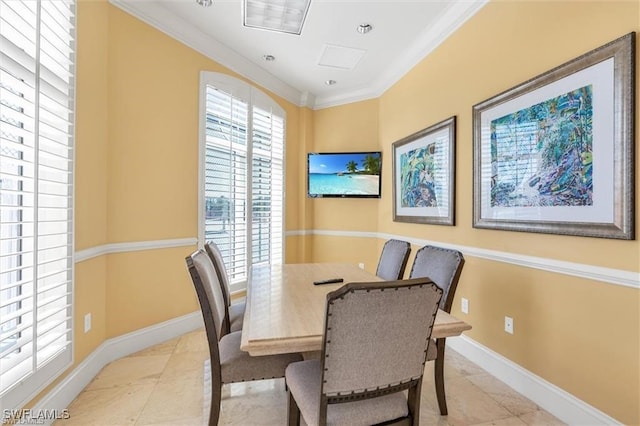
286, 107, 315, 263
102, 6, 307, 337
311, 1, 639, 423
40, 0, 308, 408
73, 0, 109, 366
30, 1, 639, 424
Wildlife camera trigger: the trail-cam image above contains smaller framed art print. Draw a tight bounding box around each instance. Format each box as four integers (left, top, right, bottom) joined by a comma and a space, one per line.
393, 116, 456, 225
473, 32, 635, 239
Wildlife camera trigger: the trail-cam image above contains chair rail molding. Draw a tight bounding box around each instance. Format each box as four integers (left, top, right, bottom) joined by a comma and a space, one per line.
286, 230, 640, 289
74, 238, 198, 263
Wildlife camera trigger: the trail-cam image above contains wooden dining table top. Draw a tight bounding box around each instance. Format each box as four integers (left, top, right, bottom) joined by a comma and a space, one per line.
240, 262, 472, 356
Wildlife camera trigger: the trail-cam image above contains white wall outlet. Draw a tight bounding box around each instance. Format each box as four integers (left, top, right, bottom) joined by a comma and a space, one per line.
461, 297, 469, 314
504, 316, 514, 334
358, 262, 365, 270
84, 313, 92, 333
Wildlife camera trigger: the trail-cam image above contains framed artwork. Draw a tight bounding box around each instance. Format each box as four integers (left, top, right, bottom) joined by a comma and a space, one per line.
393, 116, 456, 225
473, 32, 635, 239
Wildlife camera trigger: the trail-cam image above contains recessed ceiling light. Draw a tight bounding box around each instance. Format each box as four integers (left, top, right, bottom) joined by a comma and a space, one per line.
196, 0, 213, 7
263, 54, 276, 61
325, 80, 337, 86
357, 23, 373, 34
243, 0, 312, 35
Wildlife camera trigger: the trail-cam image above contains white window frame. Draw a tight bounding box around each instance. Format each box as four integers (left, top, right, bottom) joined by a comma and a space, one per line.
0, 0, 76, 410
198, 72, 285, 292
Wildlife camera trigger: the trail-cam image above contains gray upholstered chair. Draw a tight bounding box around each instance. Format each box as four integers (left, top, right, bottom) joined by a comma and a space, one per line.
409, 245, 465, 416
186, 249, 303, 426
285, 278, 443, 426
205, 241, 245, 335
375, 239, 411, 280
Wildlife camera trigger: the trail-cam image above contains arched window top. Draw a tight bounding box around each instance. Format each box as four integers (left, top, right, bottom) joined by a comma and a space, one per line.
200, 72, 285, 119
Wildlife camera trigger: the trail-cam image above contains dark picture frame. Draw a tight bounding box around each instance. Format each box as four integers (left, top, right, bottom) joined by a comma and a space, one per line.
472, 32, 635, 239
392, 116, 456, 225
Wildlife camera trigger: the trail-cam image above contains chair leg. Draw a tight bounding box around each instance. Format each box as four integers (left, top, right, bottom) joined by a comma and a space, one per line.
407, 378, 422, 426
208, 384, 222, 426
434, 338, 448, 415
287, 390, 301, 426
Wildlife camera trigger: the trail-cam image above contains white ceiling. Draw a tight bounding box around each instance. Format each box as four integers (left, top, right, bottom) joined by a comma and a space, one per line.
110, 0, 487, 109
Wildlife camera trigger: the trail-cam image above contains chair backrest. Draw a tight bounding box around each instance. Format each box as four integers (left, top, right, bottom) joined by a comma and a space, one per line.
185, 250, 226, 426
185, 249, 227, 346
409, 245, 465, 313
320, 278, 442, 399
204, 241, 232, 308
375, 239, 411, 280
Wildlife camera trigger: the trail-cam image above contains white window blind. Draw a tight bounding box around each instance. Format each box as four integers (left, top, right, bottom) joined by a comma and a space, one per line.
200, 73, 284, 287
0, 0, 75, 410
251, 105, 284, 265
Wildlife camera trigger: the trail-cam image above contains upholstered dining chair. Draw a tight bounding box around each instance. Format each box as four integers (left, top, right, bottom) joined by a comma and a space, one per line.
409, 245, 465, 415
186, 249, 303, 426
205, 241, 245, 335
285, 278, 443, 426
375, 239, 411, 280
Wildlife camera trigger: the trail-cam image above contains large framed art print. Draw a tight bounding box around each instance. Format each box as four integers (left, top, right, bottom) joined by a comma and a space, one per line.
473, 33, 635, 239
393, 116, 456, 225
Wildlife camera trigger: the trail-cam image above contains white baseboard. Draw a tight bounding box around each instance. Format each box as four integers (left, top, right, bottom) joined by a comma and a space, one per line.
31, 312, 204, 424
28, 311, 621, 426
447, 335, 621, 425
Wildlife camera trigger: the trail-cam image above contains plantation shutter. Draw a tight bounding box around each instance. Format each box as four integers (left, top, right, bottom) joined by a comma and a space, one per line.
0, 0, 76, 409
204, 86, 250, 282
201, 74, 285, 287
251, 104, 284, 265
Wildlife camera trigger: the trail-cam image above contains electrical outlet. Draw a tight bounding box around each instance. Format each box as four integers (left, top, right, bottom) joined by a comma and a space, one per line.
358, 262, 365, 270
84, 313, 92, 333
461, 297, 469, 314
504, 316, 514, 334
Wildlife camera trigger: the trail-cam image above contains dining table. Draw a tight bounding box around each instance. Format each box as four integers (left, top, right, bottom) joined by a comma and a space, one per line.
240, 262, 472, 356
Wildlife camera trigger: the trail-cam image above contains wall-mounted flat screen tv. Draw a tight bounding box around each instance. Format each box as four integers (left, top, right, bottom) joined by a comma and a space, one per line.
307, 151, 382, 198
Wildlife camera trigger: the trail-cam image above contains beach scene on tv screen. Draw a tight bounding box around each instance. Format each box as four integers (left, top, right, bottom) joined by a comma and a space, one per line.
308, 152, 381, 196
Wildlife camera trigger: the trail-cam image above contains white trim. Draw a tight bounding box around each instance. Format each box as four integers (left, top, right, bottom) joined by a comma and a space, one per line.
198, 72, 286, 280
198, 72, 207, 253
313, 0, 489, 110
74, 238, 198, 263
460, 244, 639, 289
30, 312, 204, 425
72, 231, 639, 288
304, 229, 380, 239
28, 291, 623, 426
285, 230, 640, 289
107, 0, 487, 110
447, 336, 622, 425
108, 0, 305, 107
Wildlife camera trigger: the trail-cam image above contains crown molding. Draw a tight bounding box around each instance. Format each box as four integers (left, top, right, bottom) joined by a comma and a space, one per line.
371, 0, 488, 101
314, 0, 489, 109
108, 0, 487, 110
108, 0, 309, 108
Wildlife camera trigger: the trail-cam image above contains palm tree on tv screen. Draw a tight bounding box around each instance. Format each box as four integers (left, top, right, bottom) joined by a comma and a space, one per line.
363, 155, 381, 175
346, 160, 358, 173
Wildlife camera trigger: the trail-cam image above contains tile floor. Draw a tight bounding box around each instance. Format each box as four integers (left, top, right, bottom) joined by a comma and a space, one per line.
54, 328, 565, 426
